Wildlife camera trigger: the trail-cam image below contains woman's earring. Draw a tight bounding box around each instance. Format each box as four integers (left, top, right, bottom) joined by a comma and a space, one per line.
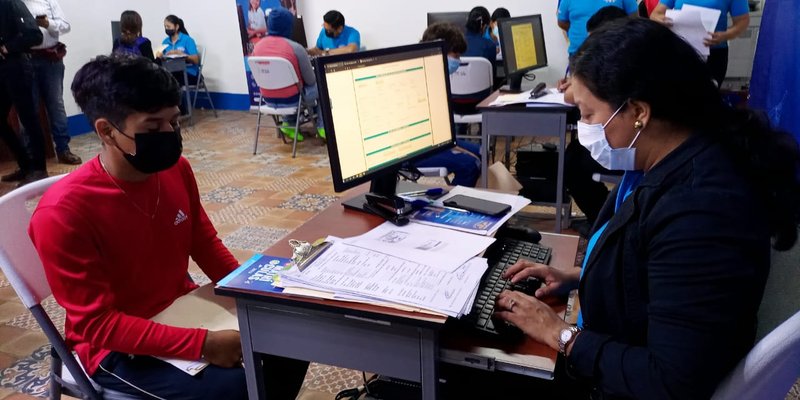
634, 120, 644, 130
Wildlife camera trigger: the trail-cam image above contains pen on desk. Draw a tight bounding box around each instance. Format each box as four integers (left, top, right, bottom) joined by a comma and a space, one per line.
397, 188, 446, 197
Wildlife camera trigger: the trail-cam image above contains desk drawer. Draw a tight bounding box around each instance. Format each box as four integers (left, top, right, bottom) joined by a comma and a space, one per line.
482, 111, 566, 137
244, 303, 429, 382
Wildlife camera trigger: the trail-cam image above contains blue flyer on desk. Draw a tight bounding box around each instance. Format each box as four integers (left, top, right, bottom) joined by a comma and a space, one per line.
217, 255, 292, 293
410, 206, 502, 231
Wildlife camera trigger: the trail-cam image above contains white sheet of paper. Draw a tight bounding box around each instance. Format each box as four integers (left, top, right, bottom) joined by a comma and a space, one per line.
281, 241, 488, 317
666, 8, 711, 57
681, 4, 722, 33
342, 221, 495, 273
489, 88, 570, 107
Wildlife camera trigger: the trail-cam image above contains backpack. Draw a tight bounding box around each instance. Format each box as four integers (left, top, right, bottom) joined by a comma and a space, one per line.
114, 36, 147, 57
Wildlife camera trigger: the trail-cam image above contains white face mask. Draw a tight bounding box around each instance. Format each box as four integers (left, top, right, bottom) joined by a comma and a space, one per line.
577, 101, 644, 171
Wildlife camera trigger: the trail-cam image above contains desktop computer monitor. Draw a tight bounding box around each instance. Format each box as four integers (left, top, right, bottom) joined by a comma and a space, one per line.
315, 41, 457, 215
111, 20, 121, 44
427, 12, 469, 35
497, 14, 548, 92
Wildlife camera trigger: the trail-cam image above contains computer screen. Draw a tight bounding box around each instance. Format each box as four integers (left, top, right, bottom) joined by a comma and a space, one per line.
315, 41, 457, 195
427, 12, 469, 35
498, 15, 548, 91
111, 21, 121, 44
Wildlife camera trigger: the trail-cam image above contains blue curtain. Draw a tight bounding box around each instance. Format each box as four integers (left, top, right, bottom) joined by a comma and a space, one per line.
749, 0, 800, 141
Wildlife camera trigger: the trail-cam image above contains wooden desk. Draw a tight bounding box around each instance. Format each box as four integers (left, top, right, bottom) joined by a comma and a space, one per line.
216, 194, 579, 399
477, 90, 577, 232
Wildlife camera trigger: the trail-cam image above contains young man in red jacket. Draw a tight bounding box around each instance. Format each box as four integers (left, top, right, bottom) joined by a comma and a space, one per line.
28, 55, 308, 399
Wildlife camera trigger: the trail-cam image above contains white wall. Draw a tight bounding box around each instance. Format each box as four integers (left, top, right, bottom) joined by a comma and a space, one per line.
298, 0, 570, 86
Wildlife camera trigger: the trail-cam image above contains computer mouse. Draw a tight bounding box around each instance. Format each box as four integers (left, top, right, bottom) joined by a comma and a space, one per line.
499, 225, 542, 243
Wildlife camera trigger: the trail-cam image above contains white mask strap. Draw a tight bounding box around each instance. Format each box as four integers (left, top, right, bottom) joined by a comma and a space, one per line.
602, 101, 628, 129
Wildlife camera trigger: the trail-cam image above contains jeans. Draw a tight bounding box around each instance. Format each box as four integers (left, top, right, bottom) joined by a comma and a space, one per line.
0, 57, 47, 171
30, 55, 70, 153
416, 139, 482, 187
92, 352, 309, 400
265, 84, 323, 129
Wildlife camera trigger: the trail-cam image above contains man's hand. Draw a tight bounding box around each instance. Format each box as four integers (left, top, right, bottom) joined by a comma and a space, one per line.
704, 31, 728, 47
307, 47, 324, 56
35, 15, 49, 29
202, 330, 242, 368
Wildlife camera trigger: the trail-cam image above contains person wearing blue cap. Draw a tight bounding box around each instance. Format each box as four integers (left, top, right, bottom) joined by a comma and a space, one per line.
252, 7, 324, 142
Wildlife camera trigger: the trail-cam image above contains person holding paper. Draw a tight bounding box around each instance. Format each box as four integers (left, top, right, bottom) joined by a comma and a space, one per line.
29, 55, 309, 400
650, 0, 750, 86
491, 19, 799, 399
557, 0, 638, 56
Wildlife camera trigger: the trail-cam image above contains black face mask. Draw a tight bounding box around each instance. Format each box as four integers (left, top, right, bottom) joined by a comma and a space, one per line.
324, 29, 337, 38
165, 29, 176, 37
112, 125, 183, 174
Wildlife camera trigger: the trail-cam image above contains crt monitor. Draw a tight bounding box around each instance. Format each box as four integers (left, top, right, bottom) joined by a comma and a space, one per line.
497, 14, 548, 92
315, 41, 457, 212
427, 12, 469, 35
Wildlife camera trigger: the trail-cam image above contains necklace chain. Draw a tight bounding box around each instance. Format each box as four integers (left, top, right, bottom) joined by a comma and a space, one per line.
99, 156, 160, 219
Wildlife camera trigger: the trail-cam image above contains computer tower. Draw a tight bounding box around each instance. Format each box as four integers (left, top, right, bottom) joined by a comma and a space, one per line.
515, 143, 567, 204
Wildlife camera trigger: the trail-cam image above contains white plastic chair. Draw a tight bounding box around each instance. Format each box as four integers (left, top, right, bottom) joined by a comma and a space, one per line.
0, 175, 139, 400
449, 57, 493, 139
189, 46, 218, 118
248, 56, 313, 158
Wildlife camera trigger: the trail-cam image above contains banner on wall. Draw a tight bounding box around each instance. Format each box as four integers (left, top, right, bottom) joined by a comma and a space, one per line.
235, 0, 303, 107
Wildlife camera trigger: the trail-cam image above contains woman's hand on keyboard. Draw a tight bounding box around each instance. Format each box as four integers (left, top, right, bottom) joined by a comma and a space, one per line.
494, 290, 570, 352
503, 260, 580, 298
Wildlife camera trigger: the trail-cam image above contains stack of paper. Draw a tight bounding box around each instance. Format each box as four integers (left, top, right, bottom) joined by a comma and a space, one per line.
280, 240, 488, 317
409, 186, 531, 235
489, 88, 571, 107
666, 5, 720, 58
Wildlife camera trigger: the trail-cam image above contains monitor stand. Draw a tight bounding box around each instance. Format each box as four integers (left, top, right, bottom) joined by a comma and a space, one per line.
341, 172, 428, 225
499, 73, 525, 93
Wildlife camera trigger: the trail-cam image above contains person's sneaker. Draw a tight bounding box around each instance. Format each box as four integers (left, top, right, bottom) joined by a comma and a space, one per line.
17, 170, 48, 188
279, 122, 304, 142
317, 128, 326, 139
57, 150, 82, 165
1, 169, 26, 182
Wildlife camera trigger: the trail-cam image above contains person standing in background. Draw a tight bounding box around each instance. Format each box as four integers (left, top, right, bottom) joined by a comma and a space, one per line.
112, 10, 155, 62
557, 0, 638, 56
22, 0, 81, 165
0, 0, 49, 187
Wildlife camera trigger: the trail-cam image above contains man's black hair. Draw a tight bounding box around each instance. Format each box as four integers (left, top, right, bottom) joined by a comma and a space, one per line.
491, 7, 510, 22
323, 10, 345, 28
71, 54, 181, 130
586, 6, 628, 33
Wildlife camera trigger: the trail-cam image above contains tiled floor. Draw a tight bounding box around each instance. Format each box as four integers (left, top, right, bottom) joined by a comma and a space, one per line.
0, 110, 798, 399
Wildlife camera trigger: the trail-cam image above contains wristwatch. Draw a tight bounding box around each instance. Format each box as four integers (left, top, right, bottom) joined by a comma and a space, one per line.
558, 326, 581, 355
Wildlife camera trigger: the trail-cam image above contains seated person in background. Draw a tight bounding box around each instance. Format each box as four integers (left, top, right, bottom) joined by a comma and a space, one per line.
307, 10, 360, 56
560, 6, 628, 233
112, 10, 155, 62
159, 14, 199, 85
463, 6, 496, 65
253, 7, 324, 142
489, 7, 510, 53
490, 19, 800, 399
246, 0, 267, 43
415, 22, 481, 187
29, 55, 309, 400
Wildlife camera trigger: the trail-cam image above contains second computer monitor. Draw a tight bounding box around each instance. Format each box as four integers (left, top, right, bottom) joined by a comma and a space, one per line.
427, 12, 469, 35
315, 41, 457, 195
498, 14, 548, 92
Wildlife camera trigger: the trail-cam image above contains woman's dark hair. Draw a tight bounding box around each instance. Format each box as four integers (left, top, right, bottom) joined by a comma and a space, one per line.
491, 7, 510, 22
571, 18, 800, 250
165, 14, 188, 35
586, 6, 627, 33
119, 10, 143, 45
72, 55, 180, 130
323, 10, 345, 28
466, 6, 490, 34
421, 22, 467, 54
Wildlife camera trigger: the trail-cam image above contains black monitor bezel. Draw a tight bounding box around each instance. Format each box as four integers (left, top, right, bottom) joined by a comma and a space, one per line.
497, 14, 549, 76
314, 41, 458, 193
426, 12, 469, 35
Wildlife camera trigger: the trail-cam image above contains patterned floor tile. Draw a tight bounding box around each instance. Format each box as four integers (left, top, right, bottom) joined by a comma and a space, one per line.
4, 298, 64, 336
200, 185, 255, 204
0, 345, 50, 397
222, 226, 290, 253
278, 194, 338, 212
208, 203, 272, 226
252, 165, 301, 178
183, 148, 221, 161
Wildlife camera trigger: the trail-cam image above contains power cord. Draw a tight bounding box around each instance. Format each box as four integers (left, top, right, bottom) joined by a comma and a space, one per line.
334, 372, 379, 400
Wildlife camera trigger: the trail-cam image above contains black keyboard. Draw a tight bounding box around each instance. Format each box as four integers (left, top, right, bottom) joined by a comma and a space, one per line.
462, 238, 552, 338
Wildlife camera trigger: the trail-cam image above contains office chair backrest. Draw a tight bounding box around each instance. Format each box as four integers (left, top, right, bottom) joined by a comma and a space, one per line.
196, 45, 207, 77
711, 310, 800, 400
248, 56, 300, 91
0, 175, 64, 308
449, 57, 493, 96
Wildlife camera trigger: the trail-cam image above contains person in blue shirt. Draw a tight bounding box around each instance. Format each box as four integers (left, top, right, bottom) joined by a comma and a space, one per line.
463, 6, 496, 65
307, 10, 360, 57
489, 7, 510, 51
158, 15, 199, 85
651, 0, 750, 86
557, 0, 638, 55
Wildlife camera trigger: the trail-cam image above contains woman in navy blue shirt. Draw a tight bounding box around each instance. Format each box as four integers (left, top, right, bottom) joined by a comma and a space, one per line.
463, 6, 496, 65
